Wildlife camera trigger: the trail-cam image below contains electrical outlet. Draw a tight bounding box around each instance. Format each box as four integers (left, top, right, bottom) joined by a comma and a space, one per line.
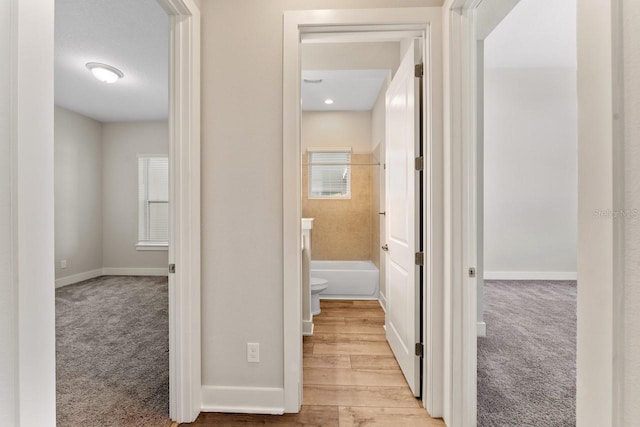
247, 343, 260, 363
61, 260, 67, 269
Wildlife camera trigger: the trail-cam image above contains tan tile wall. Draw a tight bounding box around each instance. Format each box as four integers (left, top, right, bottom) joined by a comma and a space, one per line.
302, 153, 373, 260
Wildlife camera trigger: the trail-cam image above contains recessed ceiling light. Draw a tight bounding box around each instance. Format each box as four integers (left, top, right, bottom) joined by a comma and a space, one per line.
86, 62, 124, 84
324, 99, 334, 105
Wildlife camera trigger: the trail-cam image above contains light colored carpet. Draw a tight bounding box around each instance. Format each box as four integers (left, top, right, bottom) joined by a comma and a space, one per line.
477, 280, 576, 427
56, 275, 170, 427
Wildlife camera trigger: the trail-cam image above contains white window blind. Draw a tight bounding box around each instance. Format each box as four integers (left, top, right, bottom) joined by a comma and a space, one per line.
138, 156, 169, 244
308, 151, 351, 198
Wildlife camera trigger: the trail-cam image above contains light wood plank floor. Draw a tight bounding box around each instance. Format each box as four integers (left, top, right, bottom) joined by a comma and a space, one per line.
182, 300, 445, 426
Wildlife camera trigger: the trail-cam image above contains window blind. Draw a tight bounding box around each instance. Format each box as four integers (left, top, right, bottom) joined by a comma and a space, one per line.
138, 156, 169, 243
308, 151, 351, 198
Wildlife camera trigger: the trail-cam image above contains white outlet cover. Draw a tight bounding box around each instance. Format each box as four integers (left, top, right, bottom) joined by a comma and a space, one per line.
247, 343, 259, 363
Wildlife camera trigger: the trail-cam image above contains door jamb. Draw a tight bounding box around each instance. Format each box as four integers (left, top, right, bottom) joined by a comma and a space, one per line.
282, 7, 443, 417
156, 0, 202, 422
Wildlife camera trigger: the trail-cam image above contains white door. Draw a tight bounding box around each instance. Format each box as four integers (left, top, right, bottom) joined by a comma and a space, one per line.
384, 40, 422, 396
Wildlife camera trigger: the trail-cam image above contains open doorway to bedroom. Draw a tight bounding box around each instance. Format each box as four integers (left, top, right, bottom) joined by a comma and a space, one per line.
476, 0, 578, 425
54, 0, 171, 424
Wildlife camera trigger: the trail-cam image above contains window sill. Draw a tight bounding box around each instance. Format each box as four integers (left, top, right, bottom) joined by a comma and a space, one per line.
136, 243, 168, 251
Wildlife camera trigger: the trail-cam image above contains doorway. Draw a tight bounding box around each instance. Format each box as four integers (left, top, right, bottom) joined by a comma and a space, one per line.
54, 1, 171, 423
282, 7, 444, 417
52, 0, 201, 424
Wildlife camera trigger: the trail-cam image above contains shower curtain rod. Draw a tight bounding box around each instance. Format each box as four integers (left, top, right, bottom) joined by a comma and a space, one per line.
303, 162, 381, 166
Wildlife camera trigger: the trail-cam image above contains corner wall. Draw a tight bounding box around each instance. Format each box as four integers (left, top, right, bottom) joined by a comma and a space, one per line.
54, 106, 103, 283
54, 114, 169, 285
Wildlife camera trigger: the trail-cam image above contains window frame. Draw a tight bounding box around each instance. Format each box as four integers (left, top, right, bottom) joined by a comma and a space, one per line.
307, 148, 352, 200
137, 154, 169, 250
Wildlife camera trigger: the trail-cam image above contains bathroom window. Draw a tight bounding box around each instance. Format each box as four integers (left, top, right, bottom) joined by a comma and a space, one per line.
137, 155, 169, 249
308, 150, 351, 199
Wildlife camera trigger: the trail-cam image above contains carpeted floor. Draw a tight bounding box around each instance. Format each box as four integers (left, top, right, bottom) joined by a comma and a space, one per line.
478, 280, 576, 427
56, 275, 171, 427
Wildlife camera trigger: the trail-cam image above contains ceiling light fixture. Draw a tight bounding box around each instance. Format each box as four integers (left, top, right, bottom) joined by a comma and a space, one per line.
86, 62, 124, 84
324, 99, 334, 105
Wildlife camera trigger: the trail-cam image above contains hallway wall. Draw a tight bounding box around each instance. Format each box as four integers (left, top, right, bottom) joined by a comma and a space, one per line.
199, 0, 442, 402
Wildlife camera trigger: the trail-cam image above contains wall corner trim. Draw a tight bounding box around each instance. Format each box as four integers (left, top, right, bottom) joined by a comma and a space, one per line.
201, 386, 285, 415
55, 267, 169, 288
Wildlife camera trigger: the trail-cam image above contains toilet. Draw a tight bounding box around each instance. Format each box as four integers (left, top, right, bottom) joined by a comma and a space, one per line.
310, 277, 328, 315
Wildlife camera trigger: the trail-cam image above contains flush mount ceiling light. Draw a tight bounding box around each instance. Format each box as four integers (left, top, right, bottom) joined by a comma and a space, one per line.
86, 62, 124, 83
324, 99, 334, 105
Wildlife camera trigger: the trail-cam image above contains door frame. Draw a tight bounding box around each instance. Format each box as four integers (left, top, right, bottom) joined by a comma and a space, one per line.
157, 0, 202, 422
442, 0, 625, 425
10, 0, 202, 424
282, 7, 443, 416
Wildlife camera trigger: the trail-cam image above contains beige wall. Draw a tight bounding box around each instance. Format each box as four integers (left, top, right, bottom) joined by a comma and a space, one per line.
0, 0, 14, 420
200, 0, 440, 391
101, 122, 168, 270
302, 42, 401, 75
54, 106, 104, 280
624, 0, 640, 420
302, 111, 373, 153
302, 153, 372, 260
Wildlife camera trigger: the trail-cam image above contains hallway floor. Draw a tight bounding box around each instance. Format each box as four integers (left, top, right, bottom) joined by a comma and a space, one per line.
185, 300, 444, 426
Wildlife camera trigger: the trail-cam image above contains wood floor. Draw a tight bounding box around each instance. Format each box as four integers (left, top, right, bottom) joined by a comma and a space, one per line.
183, 300, 444, 426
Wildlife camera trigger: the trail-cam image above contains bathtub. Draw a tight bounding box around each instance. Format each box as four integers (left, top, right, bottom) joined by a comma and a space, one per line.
310, 260, 379, 300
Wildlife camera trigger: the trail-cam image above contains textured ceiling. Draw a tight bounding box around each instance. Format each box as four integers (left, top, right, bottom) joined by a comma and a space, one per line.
55, 0, 169, 123
301, 70, 389, 112
485, 0, 576, 69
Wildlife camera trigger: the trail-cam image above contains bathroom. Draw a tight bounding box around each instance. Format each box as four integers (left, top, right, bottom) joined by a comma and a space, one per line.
300, 39, 406, 322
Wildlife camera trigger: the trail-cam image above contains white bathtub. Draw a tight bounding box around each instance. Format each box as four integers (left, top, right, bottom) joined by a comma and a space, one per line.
310, 260, 379, 300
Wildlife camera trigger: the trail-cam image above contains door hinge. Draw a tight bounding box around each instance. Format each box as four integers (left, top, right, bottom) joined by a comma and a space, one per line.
468, 267, 476, 278
415, 63, 424, 78
169, 264, 176, 274
415, 343, 424, 357
415, 252, 424, 266
415, 156, 424, 171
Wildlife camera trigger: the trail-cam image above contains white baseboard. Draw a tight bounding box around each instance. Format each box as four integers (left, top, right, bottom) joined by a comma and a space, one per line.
102, 267, 168, 276
55, 269, 103, 288
201, 386, 284, 415
483, 271, 577, 281
477, 321, 486, 337
379, 292, 387, 313
55, 267, 169, 288
303, 320, 314, 336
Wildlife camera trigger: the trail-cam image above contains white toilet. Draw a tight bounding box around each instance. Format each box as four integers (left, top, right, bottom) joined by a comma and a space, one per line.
310, 277, 328, 315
